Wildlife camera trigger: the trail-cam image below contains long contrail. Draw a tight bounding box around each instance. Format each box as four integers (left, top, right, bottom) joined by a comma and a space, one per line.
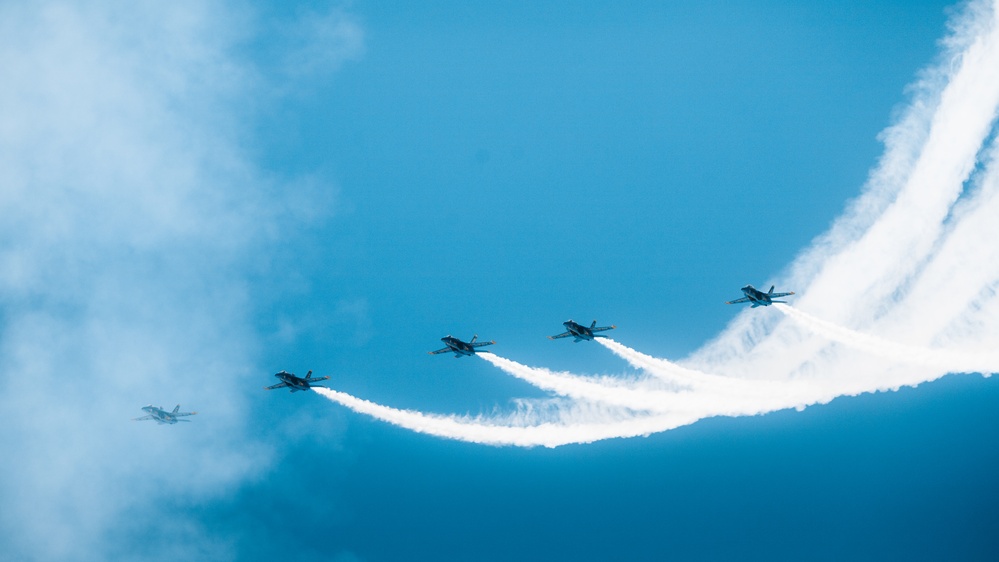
477, 352, 802, 415
796, 0, 999, 329
313, 387, 703, 447
318, 0, 999, 447
774, 303, 999, 373
477, 352, 692, 412
687, 0, 999, 375
313, 383, 834, 447
596, 338, 747, 389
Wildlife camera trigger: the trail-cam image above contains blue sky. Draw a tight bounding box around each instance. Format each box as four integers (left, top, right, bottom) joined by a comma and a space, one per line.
2, 1, 998, 560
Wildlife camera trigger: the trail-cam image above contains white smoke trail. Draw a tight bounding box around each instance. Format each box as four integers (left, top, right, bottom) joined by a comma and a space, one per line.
774, 304, 999, 373
875, 140, 999, 350
314, 364, 930, 447
804, 2, 999, 327
596, 338, 737, 386
313, 384, 833, 447
478, 351, 817, 417
688, 0, 999, 376
318, 0, 999, 447
477, 352, 691, 412
313, 387, 703, 447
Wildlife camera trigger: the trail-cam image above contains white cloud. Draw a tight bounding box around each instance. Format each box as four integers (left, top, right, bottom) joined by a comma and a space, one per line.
0, 1, 361, 559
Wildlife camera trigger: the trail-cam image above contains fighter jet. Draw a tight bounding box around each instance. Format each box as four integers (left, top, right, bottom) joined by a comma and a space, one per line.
264, 370, 331, 392
132, 404, 197, 424
428, 334, 496, 357
548, 319, 616, 342
726, 284, 795, 307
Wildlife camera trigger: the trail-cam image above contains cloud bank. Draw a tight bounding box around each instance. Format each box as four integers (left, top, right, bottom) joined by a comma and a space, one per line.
0, 2, 361, 559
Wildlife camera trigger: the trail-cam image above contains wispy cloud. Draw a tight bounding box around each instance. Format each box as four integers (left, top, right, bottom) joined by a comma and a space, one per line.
283, 6, 365, 79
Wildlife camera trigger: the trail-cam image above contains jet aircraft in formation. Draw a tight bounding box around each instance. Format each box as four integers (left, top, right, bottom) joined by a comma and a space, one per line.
264, 370, 331, 392
428, 334, 496, 357
548, 319, 616, 342
726, 284, 795, 307
132, 404, 197, 424
141, 285, 796, 420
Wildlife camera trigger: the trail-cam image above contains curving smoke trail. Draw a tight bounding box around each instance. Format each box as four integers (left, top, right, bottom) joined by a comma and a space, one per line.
476, 352, 692, 412
313, 387, 703, 447
774, 303, 999, 373
595, 338, 748, 390
318, 0, 999, 447
474, 352, 803, 417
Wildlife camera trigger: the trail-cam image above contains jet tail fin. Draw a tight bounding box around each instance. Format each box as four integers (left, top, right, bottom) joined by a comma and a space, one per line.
470, 334, 478, 344
305, 370, 313, 380
590, 320, 597, 329
172, 405, 180, 414
768, 285, 775, 296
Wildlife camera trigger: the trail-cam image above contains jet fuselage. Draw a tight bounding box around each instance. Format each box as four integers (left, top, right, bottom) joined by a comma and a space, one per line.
728, 284, 795, 307
563, 320, 597, 341
135, 404, 196, 424
274, 371, 316, 391
440, 336, 476, 356
741, 285, 775, 305
141, 405, 180, 424
429, 334, 496, 357
548, 319, 616, 342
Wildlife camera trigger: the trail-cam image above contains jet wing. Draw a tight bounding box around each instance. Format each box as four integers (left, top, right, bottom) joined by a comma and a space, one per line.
174, 412, 198, 417
428, 347, 452, 355
726, 297, 751, 304
548, 331, 573, 340
131, 415, 155, 421
264, 382, 290, 390
591, 325, 616, 333
471, 340, 496, 348
769, 292, 795, 298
